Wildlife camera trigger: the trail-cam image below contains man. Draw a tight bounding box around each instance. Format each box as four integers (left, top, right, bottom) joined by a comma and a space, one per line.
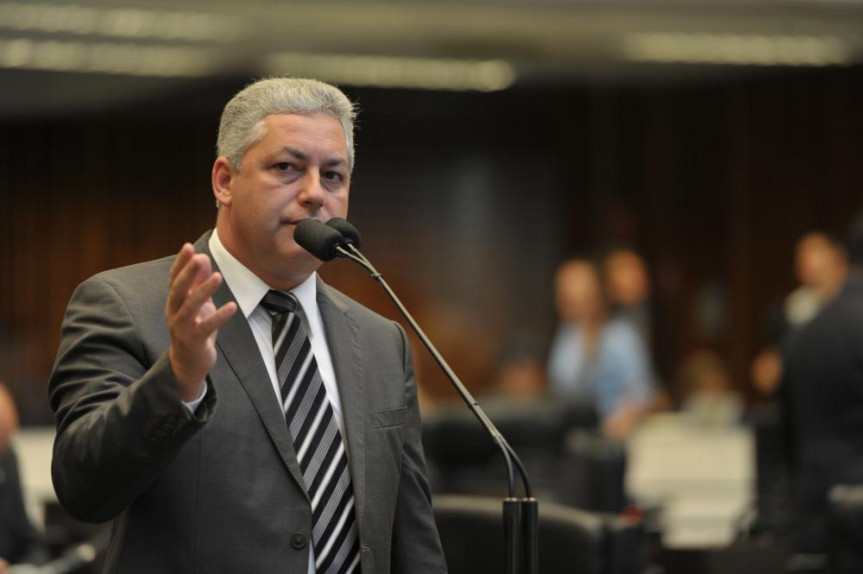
751, 232, 848, 398
49, 78, 447, 573
785, 231, 847, 330
783, 216, 863, 558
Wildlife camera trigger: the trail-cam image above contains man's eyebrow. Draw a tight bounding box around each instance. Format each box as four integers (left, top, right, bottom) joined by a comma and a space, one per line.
279, 147, 307, 161
322, 157, 348, 168
276, 147, 347, 168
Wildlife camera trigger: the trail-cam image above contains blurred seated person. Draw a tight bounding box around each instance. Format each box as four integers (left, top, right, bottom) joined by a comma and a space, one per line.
547, 259, 655, 440
483, 336, 598, 430
0, 382, 46, 572
487, 335, 547, 399
675, 351, 742, 428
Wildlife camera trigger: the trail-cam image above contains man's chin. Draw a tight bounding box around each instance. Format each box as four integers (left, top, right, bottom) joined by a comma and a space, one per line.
280, 247, 322, 275
285, 243, 321, 265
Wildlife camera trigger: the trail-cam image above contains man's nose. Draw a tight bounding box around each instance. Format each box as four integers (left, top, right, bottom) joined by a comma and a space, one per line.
297, 170, 325, 209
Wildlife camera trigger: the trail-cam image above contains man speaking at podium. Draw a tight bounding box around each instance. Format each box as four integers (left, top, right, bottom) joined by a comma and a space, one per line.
49, 78, 447, 574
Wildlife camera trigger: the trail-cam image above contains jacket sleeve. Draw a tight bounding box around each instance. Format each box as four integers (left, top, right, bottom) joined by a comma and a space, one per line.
49, 275, 216, 523
389, 323, 448, 573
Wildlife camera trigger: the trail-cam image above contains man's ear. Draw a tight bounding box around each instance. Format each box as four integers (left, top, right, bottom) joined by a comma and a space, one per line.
212, 157, 235, 207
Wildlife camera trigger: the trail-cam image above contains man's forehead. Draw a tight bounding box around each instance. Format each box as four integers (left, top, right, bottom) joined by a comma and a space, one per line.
253, 113, 347, 153
261, 113, 346, 144
262, 112, 343, 131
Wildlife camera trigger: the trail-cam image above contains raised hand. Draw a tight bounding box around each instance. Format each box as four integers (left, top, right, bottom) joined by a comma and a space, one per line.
166, 244, 237, 401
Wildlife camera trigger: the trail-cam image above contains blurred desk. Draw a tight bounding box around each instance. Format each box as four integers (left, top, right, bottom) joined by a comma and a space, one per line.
13, 427, 56, 529
659, 542, 791, 574
626, 414, 754, 548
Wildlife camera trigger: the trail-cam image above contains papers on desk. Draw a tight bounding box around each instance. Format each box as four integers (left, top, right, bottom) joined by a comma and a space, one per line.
626, 414, 754, 548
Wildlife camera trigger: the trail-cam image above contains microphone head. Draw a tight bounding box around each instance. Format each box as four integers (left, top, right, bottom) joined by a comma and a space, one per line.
294, 219, 344, 262
326, 218, 362, 249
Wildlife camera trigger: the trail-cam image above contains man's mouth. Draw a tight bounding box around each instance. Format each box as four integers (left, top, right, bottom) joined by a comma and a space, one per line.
283, 217, 322, 227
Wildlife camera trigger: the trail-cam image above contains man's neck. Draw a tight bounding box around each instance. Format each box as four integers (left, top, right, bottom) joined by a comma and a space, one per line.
214, 223, 313, 292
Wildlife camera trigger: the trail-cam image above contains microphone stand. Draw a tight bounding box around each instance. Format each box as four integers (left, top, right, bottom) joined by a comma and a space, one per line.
334, 243, 539, 574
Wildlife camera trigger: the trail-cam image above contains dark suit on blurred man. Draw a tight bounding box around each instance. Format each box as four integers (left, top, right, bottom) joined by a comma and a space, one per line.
784, 218, 863, 555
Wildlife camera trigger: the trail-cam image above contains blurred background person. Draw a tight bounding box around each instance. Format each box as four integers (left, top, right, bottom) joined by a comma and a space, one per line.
603, 247, 673, 411
782, 215, 863, 558
547, 258, 655, 440
0, 382, 46, 571
744, 232, 849, 554
604, 248, 652, 346
675, 350, 743, 428
486, 335, 547, 400
751, 231, 848, 399
785, 232, 848, 330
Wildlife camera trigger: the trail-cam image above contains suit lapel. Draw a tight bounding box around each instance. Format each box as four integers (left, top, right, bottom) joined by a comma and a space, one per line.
195, 233, 309, 499
317, 279, 367, 526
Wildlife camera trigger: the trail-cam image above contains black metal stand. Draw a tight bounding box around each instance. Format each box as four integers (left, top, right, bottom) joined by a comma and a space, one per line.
334, 242, 539, 574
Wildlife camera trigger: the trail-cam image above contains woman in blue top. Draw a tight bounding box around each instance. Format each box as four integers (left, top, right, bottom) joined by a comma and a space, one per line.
547, 259, 655, 439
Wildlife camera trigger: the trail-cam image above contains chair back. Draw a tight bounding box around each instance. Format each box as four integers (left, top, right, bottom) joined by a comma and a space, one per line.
434, 494, 615, 574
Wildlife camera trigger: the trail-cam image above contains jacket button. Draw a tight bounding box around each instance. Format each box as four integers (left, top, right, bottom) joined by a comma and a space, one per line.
291, 533, 308, 550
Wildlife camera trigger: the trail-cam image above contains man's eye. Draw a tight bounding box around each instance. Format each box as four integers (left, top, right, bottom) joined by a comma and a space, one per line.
324, 170, 344, 182
275, 162, 295, 172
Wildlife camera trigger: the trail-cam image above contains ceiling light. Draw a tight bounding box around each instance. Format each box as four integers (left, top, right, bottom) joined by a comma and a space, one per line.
0, 38, 215, 77
265, 52, 517, 92
623, 33, 854, 67
0, 3, 240, 42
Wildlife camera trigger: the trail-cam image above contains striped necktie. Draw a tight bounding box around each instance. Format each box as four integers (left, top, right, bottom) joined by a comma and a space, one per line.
261, 290, 361, 574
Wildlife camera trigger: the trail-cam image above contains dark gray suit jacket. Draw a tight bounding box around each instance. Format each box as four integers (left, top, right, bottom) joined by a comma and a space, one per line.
49, 232, 446, 573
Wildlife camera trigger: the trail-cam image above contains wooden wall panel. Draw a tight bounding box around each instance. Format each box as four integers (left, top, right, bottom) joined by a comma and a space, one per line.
2, 67, 862, 421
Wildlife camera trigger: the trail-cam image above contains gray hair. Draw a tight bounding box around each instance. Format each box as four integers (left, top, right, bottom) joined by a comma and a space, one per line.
217, 77, 357, 172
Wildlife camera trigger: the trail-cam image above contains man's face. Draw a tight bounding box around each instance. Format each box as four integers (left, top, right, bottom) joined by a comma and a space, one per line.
214, 112, 350, 289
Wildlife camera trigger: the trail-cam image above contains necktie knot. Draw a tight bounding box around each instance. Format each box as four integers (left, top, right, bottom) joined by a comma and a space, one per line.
260, 289, 298, 317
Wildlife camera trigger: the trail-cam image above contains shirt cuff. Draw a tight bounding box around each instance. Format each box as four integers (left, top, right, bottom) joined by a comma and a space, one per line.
181, 382, 208, 415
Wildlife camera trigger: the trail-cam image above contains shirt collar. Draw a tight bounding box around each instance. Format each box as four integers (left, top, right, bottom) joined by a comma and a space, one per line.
209, 229, 318, 319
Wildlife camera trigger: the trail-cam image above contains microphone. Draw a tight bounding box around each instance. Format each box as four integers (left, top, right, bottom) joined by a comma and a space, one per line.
325, 217, 362, 249
299, 218, 528, 491
294, 217, 539, 574
299, 218, 528, 488
294, 219, 345, 261
308, 217, 538, 574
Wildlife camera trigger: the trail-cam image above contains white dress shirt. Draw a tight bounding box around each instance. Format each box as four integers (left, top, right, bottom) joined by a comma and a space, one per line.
209, 229, 346, 573
208, 229, 345, 431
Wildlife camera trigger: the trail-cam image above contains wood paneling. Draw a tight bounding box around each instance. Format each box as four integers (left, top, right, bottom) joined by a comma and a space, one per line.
2, 67, 862, 421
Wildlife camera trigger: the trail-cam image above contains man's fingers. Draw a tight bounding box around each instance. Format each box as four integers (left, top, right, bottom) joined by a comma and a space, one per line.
172, 271, 225, 325
179, 300, 237, 344
174, 273, 223, 323
192, 253, 213, 286
167, 253, 210, 315
199, 301, 238, 334
169, 243, 195, 284
167, 256, 200, 315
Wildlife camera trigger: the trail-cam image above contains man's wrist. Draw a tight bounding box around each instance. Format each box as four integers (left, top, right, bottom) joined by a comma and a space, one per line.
169, 346, 207, 401
181, 381, 208, 414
